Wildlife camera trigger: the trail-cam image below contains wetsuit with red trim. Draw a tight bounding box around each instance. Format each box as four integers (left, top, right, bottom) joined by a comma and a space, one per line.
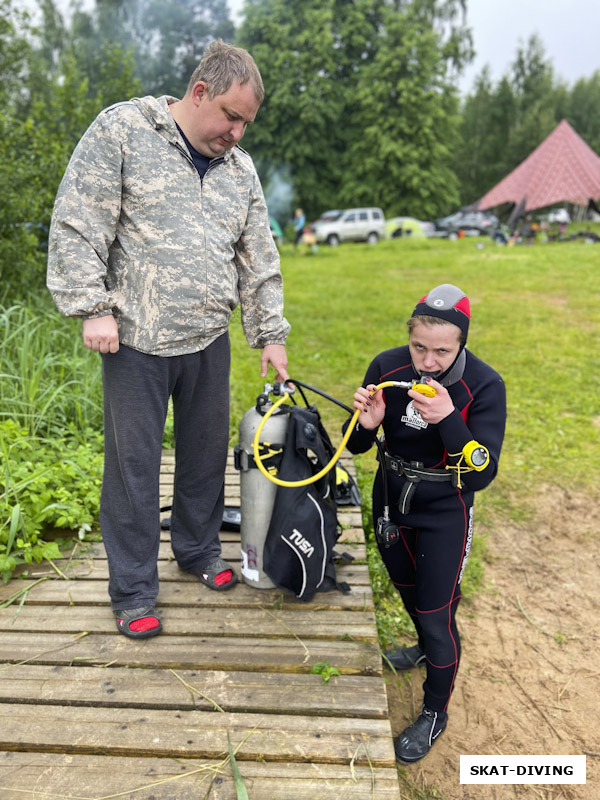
344, 345, 506, 712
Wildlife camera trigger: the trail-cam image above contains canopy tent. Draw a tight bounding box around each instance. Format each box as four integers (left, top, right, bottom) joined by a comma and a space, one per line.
385, 216, 429, 237
477, 120, 600, 213
269, 215, 283, 240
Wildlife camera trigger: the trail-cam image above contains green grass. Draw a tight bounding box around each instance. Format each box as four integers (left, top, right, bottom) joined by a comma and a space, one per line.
0, 302, 103, 439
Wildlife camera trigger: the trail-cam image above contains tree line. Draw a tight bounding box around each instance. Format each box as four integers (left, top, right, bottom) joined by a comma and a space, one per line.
2, 0, 599, 299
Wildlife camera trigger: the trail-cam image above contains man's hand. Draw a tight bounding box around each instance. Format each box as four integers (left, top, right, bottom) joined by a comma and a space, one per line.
408, 378, 454, 424
260, 344, 288, 382
82, 316, 119, 353
353, 384, 385, 430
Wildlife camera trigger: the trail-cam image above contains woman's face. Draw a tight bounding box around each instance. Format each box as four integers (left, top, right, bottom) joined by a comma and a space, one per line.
408, 320, 461, 376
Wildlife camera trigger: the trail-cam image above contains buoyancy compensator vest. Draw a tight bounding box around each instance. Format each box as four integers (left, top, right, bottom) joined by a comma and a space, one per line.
262, 404, 351, 602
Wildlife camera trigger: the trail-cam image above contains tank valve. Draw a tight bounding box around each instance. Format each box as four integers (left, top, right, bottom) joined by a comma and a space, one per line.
272, 381, 295, 396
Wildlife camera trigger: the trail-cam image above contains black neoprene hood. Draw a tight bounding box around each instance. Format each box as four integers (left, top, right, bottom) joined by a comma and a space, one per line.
411, 283, 471, 341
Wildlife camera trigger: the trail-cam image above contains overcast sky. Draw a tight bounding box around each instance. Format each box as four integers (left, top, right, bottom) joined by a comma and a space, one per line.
458, 0, 600, 93
228, 0, 600, 94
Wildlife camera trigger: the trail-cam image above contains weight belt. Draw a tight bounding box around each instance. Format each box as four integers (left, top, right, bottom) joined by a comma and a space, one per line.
380, 452, 453, 515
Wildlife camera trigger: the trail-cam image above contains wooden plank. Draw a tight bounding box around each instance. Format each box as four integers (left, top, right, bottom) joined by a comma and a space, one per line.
0, 445, 401, 798
0, 664, 389, 718
0, 752, 401, 800
0, 632, 381, 674
160, 451, 358, 468
0, 578, 374, 611
159, 478, 240, 497
56, 539, 367, 562
159, 496, 363, 527
0, 605, 377, 640
154, 527, 366, 545
40, 559, 371, 584
0, 704, 396, 766
157, 503, 363, 524
337, 510, 363, 527
214, 526, 367, 544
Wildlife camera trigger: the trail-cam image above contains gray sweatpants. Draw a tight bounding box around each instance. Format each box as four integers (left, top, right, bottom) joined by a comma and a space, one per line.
100, 335, 230, 609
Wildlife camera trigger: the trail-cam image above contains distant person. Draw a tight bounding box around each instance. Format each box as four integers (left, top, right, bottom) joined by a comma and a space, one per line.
519, 216, 532, 242
345, 284, 506, 762
293, 207, 306, 248
47, 40, 290, 639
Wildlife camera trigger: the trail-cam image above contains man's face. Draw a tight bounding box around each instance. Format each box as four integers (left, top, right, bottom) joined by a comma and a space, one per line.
408, 320, 461, 377
189, 79, 260, 157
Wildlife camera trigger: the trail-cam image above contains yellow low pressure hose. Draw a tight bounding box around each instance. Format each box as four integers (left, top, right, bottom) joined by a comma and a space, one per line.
252, 380, 436, 488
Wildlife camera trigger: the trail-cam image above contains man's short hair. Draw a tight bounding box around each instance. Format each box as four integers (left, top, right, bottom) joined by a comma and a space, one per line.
187, 39, 264, 104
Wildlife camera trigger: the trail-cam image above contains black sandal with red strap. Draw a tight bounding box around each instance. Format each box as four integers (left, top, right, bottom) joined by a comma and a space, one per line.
196, 557, 238, 591
114, 606, 162, 639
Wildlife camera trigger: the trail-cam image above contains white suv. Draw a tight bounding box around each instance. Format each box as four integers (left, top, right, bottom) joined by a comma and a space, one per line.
312, 207, 386, 246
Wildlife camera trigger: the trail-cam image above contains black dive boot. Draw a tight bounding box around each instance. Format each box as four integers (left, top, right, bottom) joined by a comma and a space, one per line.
384, 643, 426, 670
394, 706, 448, 763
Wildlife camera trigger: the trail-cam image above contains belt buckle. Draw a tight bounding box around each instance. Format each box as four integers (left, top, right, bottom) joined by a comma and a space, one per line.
404, 468, 420, 482
404, 460, 422, 482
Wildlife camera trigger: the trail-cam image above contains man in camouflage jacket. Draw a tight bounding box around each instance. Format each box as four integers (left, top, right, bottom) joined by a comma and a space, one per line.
47, 41, 290, 639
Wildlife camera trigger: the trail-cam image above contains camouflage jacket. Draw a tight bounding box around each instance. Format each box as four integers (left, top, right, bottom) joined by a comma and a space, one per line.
47, 95, 290, 356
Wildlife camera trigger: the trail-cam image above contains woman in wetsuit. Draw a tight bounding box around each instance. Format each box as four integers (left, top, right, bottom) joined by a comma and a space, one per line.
346, 284, 506, 762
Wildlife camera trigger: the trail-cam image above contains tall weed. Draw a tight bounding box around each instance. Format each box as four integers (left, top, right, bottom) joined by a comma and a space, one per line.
0, 299, 104, 579
0, 419, 103, 581
0, 301, 103, 439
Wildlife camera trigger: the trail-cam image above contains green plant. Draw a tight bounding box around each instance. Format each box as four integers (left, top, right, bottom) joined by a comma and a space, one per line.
0, 301, 103, 440
310, 660, 341, 683
0, 419, 103, 581
397, 769, 445, 799
227, 733, 250, 800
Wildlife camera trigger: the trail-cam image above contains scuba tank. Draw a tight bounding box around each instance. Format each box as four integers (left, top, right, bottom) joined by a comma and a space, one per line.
235, 385, 290, 588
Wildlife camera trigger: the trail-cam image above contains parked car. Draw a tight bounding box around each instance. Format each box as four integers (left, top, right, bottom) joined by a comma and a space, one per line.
385, 216, 435, 238
310, 209, 342, 226
311, 207, 386, 246
435, 209, 498, 236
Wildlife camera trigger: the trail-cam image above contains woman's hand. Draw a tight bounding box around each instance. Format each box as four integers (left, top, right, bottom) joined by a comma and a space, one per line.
408, 378, 455, 424
353, 384, 385, 430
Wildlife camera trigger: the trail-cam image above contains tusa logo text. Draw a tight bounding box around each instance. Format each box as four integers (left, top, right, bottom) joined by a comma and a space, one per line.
289, 529, 314, 557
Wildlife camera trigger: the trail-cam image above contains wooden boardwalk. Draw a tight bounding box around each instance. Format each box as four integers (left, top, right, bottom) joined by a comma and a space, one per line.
0, 451, 401, 799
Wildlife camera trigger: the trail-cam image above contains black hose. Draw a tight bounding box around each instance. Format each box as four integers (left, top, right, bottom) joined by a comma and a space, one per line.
287, 378, 353, 414
284, 378, 390, 514
374, 436, 390, 511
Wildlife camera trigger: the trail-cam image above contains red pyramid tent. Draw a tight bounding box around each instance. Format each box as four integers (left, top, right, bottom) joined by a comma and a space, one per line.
477, 120, 600, 212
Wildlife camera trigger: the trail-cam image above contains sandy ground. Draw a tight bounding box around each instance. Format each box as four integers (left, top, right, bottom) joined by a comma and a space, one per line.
386, 485, 599, 800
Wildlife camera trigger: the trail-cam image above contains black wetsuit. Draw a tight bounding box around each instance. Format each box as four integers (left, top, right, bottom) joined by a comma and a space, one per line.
345, 346, 506, 712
